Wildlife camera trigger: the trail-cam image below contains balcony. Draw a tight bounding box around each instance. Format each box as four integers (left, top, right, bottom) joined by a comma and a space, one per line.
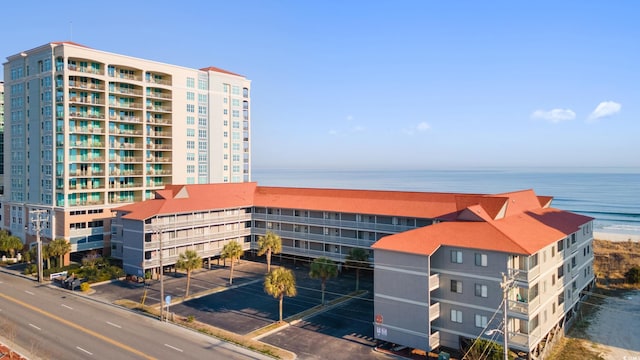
429, 331, 440, 350
253, 227, 376, 249
429, 302, 440, 322
429, 273, 440, 291
508, 265, 540, 283
251, 213, 417, 233
508, 296, 540, 315
146, 105, 172, 112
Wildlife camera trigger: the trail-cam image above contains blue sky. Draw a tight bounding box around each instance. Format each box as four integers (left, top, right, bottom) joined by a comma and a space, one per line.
2, 1, 638, 170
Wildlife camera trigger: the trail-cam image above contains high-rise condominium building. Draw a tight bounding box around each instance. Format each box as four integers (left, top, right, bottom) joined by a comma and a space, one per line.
0, 81, 4, 196
2, 42, 251, 257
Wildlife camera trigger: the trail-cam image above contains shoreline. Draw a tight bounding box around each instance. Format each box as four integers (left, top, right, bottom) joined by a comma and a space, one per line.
594, 231, 640, 242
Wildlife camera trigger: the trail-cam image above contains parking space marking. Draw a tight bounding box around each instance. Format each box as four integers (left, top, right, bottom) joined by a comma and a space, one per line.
164, 344, 183, 353
62, 304, 73, 310
76, 346, 93, 355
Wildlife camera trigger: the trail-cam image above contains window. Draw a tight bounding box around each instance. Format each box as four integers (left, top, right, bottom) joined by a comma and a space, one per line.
529, 254, 539, 269
187, 92, 195, 101
186, 153, 195, 161
475, 284, 488, 298
475, 253, 487, 267
198, 79, 207, 90
552, 246, 556, 258
451, 250, 463, 264
571, 233, 577, 245
475, 314, 488, 328
552, 274, 556, 286
451, 280, 462, 294
187, 129, 195, 137
558, 293, 565, 305
552, 302, 556, 314
187, 165, 195, 173
529, 315, 539, 331
186, 116, 195, 125
571, 257, 577, 269
187, 141, 195, 149
186, 77, 195, 88
451, 309, 462, 323
557, 239, 564, 252
186, 104, 195, 113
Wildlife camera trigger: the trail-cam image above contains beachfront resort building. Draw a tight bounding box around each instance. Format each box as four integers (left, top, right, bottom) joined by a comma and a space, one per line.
2, 42, 251, 257
111, 182, 595, 359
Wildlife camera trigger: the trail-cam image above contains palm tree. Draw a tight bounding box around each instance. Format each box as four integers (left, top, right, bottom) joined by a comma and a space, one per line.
345, 248, 370, 291
176, 250, 202, 297
257, 231, 282, 273
43, 243, 52, 270
264, 267, 297, 322
48, 238, 71, 268
309, 257, 338, 305
221, 241, 243, 285
0, 235, 24, 258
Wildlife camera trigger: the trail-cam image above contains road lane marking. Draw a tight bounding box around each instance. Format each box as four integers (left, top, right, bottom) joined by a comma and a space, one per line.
164, 344, 183, 353
62, 304, 73, 310
107, 321, 122, 329
0, 292, 156, 360
76, 346, 93, 355
29, 323, 41, 331
25, 290, 35, 295
193, 284, 207, 289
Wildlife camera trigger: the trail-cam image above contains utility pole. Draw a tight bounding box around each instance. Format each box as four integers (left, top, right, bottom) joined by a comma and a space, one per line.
500, 272, 512, 360
154, 218, 165, 322
30, 209, 48, 284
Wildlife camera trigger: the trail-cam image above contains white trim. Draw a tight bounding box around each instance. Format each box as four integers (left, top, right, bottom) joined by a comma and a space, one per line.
375, 264, 429, 277
375, 293, 430, 308
431, 297, 500, 313
431, 267, 501, 282
374, 322, 429, 339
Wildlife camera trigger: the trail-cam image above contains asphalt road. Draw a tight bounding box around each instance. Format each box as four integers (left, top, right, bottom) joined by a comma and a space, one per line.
0, 271, 272, 359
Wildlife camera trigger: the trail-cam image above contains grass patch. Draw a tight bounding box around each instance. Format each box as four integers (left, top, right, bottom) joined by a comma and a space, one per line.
547, 338, 605, 360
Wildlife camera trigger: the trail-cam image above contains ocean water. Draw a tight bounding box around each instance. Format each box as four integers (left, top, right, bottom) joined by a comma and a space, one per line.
252, 167, 640, 237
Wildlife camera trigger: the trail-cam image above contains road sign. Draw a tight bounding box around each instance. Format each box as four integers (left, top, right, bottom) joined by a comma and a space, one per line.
165, 295, 171, 306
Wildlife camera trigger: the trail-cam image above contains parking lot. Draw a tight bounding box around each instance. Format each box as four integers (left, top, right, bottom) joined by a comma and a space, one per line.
91, 258, 381, 359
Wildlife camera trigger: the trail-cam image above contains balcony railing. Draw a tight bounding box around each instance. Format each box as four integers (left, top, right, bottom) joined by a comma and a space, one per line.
429, 331, 440, 350
508, 265, 540, 282
251, 213, 418, 233
429, 273, 440, 291
429, 302, 440, 322
508, 296, 540, 315
253, 227, 376, 248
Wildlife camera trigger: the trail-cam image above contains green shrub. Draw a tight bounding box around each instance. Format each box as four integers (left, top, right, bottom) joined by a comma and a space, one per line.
23, 264, 37, 275
625, 267, 640, 284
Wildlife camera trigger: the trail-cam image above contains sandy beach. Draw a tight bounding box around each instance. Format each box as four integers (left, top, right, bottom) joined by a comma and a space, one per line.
594, 232, 640, 242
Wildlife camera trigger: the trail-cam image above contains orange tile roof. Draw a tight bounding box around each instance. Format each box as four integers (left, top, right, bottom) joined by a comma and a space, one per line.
200, 66, 244, 77
373, 191, 594, 256
114, 183, 593, 255
254, 186, 470, 219
116, 183, 257, 220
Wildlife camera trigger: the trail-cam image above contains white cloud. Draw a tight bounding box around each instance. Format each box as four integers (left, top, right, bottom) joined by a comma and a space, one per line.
403, 122, 431, 135
417, 122, 431, 132
530, 108, 576, 123
588, 101, 621, 121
